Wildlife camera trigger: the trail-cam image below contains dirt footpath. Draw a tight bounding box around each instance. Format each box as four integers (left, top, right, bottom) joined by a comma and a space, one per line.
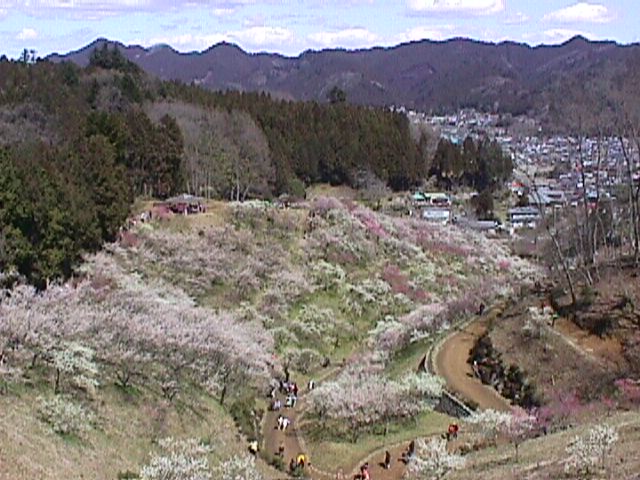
435, 318, 512, 412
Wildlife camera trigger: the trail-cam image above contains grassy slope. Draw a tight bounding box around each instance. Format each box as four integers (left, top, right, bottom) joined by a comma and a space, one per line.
0, 383, 254, 480
452, 411, 640, 480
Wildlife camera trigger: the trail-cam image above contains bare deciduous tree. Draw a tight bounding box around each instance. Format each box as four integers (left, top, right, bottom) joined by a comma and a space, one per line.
146, 101, 274, 201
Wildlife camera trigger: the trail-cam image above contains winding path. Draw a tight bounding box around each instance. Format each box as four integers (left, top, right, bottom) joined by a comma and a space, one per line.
433, 315, 512, 412
261, 305, 513, 479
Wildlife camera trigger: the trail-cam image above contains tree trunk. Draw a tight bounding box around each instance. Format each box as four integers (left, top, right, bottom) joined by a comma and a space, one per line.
219, 383, 227, 406
54, 368, 61, 394
529, 174, 577, 307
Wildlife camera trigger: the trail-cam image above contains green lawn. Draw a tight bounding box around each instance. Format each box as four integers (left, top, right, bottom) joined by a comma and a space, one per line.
384, 336, 435, 379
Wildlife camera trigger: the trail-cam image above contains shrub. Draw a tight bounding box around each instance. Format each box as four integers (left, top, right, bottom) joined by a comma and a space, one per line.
140, 437, 212, 480
287, 348, 324, 374
38, 395, 94, 436
522, 306, 551, 339
117, 471, 139, 479
579, 285, 596, 307
269, 455, 286, 471
214, 454, 263, 480
229, 396, 262, 441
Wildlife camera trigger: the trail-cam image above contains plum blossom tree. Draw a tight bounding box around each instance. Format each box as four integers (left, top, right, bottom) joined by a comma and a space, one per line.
404, 437, 465, 480
467, 408, 536, 461
564, 424, 618, 475
307, 363, 443, 441
466, 408, 514, 444
500, 407, 537, 462
140, 437, 212, 480
0, 253, 280, 406
214, 454, 263, 480
49, 341, 99, 394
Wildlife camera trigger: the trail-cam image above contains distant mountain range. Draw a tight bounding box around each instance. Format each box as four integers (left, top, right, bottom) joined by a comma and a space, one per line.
49, 36, 640, 118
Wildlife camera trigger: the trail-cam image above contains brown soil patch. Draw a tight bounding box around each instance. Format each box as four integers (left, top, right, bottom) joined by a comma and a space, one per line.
490, 297, 616, 402
554, 316, 625, 368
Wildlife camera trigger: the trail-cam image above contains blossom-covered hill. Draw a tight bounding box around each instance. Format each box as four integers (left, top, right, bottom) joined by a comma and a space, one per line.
0, 196, 538, 479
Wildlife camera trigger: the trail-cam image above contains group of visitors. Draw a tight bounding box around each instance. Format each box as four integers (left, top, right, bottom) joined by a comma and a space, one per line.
272, 379, 300, 410
270, 376, 319, 476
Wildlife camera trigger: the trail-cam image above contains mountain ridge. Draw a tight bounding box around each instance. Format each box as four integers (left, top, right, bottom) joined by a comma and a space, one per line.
48, 36, 640, 117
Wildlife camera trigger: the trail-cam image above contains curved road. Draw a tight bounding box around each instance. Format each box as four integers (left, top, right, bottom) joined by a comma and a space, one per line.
434, 316, 512, 412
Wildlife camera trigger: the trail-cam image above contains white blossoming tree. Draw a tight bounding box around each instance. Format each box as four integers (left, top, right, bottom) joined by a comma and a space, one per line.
307, 363, 443, 441
140, 437, 212, 480
404, 437, 465, 480
565, 424, 619, 476
500, 408, 536, 462
49, 341, 99, 394
214, 454, 263, 480
467, 408, 536, 462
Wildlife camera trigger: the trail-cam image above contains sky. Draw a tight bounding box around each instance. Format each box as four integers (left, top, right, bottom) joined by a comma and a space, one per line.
0, 1, 638, 59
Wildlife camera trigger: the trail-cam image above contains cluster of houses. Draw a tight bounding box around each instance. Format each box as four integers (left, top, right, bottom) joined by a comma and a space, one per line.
410, 191, 452, 225
400, 107, 640, 235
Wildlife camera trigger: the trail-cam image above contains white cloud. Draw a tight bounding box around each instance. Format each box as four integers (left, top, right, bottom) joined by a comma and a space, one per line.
504, 11, 530, 25
394, 25, 455, 43
3, 1, 255, 18
16, 27, 38, 40
143, 25, 293, 51
143, 33, 229, 49
308, 28, 379, 48
232, 26, 293, 46
543, 2, 614, 24
541, 28, 598, 43
212, 8, 236, 17
407, 0, 504, 15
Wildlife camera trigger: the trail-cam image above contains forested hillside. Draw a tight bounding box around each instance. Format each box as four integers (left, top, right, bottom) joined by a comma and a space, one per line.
0, 46, 426, 287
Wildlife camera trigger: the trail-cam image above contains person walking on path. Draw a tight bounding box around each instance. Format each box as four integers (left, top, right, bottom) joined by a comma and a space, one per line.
447, 423, 459, 441
383, 450, 391, 469
277, 415, 284, 430
360, 463, 370, 480
404, 440, 415, 463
